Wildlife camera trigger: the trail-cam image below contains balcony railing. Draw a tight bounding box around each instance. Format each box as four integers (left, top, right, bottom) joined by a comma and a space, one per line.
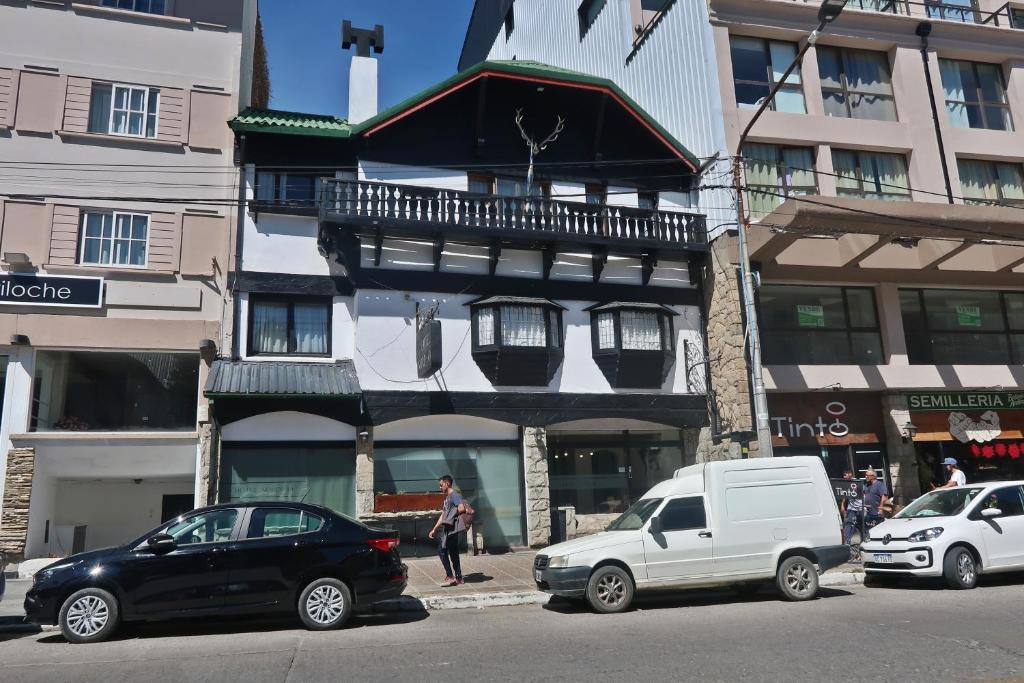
798, 0, 1021, 28
318, 178, 708, 249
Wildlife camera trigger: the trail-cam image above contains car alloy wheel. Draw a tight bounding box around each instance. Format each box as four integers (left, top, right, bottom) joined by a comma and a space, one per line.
944, 547, 978, 589
596, 573, 626, 608
776, 556, 819, 601
585, 566, 634, 614
957, 553, 975, 585
305, 585, 345, 625
785, 563, 813, 596
66, 595, 109, 637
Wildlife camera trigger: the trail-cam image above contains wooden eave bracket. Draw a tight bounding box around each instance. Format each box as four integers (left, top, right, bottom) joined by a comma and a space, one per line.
488, 240, 502, 276
542, 243, 556, 280
373, 228, 383, 267
433, 237, 445, 272
641, 250, 658, 286
593, 246, 608, 282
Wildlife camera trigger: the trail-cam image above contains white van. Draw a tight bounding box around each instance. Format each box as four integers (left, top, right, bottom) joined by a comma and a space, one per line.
534, 456, 848, 612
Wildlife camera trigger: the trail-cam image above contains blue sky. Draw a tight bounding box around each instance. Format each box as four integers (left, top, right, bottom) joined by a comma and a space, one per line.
259, 0, 477, 117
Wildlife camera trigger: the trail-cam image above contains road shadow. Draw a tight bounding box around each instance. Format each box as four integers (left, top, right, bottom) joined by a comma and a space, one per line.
461, 572, 493, 584
543, 585, 853, 614
864, 569, 1024, 592
31, 609, 429, 644
0, 616, 42, 643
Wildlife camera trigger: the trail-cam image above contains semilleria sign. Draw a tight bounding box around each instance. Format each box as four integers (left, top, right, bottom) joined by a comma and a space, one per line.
0, 274, 104, 308
907, 392, 1024, 412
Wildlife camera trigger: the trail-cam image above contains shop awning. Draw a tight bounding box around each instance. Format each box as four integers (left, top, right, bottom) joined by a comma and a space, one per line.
205, 360, 362, 398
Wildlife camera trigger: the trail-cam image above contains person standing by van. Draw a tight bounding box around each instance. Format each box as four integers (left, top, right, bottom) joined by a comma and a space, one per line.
934, 458, 966, 489
839, 470, 863, 544
863, 469, 889, 529
428, 475, 466, 587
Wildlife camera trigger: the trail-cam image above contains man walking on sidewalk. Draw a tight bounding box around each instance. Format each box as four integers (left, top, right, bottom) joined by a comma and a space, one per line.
429, 475, 466, 587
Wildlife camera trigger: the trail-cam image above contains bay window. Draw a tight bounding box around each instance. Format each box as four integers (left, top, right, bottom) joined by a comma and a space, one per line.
589, 302, 676, 388
79, 211, 149, 267
832, 149, 911, 201
88, 83, 159, 138
759, 284, 883, 365
470, 297, 564, 385
249, 295, 331, 356
957, 159, 1024, 206
743, 144, 816, 219
940, 59, 1013, 131
731, 36, 806, 114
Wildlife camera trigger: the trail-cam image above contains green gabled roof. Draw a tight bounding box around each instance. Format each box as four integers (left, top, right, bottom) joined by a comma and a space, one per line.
229, 60, 699, 170
229, 108, 352, 138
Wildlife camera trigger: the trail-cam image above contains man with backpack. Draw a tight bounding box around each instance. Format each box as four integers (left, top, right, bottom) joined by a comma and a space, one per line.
428, 475, 473, 587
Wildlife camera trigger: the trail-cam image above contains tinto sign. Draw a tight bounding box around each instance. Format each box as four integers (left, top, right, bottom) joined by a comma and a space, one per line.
768, 393, 884, 446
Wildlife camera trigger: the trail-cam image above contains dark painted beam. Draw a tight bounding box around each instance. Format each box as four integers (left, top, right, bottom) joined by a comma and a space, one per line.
593, 246, 608, 282
488, 240, 502, 276
641, 251, 658, 286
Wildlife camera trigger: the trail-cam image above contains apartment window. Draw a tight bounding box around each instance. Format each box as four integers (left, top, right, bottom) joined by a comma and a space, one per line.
470, 297, 564, 385
926, 0, 977, 23
832, 149, 911, 201
504, 2, 515, 39
957, 159, 1024, 205
578, 0, 608, 38
743, 144, 817, 219
630, 0, 675, 43
730, 36, 806, 114
585, 183, 607, 205
818, 47, 897, 121
88, 83, 159, 138
940, 60, 1013, 131
900, 289, 1024, 365
589, 303, 676, 388
255, 172, 323, 207
467, 173, 550, 197
101, 0, 166, 14
759, 285, 883, 365
30, 351, 199, 431
249, 296, 331, 356
79, 211, 148, 267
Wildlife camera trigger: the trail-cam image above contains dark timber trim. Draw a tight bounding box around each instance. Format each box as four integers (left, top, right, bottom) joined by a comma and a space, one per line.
541, 243, 556, 280
373, 228, 384, 267
230, 271, 355, 297
433, 238, 445, 272
642, 251, 658, 286
488, 240, 502, 276
593, 246, 608, 283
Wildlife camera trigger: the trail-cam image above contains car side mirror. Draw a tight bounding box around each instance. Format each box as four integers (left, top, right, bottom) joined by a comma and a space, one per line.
981, 507, 1003, 518
649, 516, 663, 534
146, 533, 177, 553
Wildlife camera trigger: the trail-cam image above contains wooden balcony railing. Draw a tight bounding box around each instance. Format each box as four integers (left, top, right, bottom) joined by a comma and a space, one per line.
318, 179, 708, 249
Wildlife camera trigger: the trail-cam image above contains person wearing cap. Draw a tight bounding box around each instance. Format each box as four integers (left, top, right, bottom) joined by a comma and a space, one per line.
935, 457, 966, 489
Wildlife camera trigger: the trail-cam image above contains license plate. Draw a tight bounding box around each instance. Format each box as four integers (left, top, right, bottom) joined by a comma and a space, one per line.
535, 570, 543, 582
874, 553, 893, 564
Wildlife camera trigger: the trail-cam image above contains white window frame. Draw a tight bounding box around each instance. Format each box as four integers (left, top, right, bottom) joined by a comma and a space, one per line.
107, 83, 159, 139
79, 211, 150, 268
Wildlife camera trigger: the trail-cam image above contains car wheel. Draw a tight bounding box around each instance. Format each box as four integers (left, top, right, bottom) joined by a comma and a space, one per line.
943, 547, 978, 590
298, 578, 353, 630
585, 566, 634, 614
776, 556, 819, 601
58, 588, 119, 644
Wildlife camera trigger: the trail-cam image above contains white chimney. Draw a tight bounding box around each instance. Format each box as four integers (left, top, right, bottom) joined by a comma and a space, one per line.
342, 21, 383, 125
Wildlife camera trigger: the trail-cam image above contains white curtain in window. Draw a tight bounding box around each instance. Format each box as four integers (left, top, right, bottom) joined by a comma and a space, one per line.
832, 150, 861, 195
958, 159, 996, 202
621, 311, 661, 350
252, 302, 288, 353
477, 307, 495, 345
88, 85, 112, 134
1000, 165, 1024, 202
781, 147, 815, 192
743, 144, 781, 218
866, 152, 910, 198
294, 303, 329, 354
501, 305, 546, 347
597, 312, 616, 349
939, 59, 970, 128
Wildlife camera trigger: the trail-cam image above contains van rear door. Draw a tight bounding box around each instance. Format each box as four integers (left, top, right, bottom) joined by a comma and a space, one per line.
643, 496, 715, 581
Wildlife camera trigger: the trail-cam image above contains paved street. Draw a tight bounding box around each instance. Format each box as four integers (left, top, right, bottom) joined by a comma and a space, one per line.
3, 578, 1024, 683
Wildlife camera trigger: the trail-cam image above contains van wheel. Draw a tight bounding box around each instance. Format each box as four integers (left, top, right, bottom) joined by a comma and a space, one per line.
943, 547, 978, 590
585, 566, 633, 614
59, 588, 120, 644
298, 578, 353, 630
776, 556, 819, 601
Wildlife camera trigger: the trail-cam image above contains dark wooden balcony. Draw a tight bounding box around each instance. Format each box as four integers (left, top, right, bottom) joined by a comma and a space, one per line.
318, 178, 708, 251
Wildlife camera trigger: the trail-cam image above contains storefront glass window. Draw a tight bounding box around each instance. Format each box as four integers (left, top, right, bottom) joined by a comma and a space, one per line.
374, 444, 525, 548
219, 444, 356, 518
900, 288, 1024, 364
547, 431, 687, 515
758, 284, 883, 365
30, 351, 199, 431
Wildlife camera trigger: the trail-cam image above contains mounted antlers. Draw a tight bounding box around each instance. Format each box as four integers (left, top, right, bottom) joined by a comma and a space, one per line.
514, 109, 566, 197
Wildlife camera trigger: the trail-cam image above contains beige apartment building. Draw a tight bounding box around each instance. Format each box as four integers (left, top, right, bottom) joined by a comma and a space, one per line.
0, 0, 259, 560
465, 0, 1024, 501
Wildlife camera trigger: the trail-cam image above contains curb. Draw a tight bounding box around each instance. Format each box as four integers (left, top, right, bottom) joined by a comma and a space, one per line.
373, 590, 550, 612
821, 571, 865, 587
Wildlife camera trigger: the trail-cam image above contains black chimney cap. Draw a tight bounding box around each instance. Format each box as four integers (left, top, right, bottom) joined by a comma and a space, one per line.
342, 20, 384, 57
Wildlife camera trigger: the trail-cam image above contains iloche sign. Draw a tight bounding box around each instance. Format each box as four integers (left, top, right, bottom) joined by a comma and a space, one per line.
0, 274, 104, 308
908, 392, 1024, 412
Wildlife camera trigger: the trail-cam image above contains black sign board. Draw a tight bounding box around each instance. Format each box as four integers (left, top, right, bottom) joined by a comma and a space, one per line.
0, 274, 104, 308
416, 318, 442, 378
830, 478, 863, 507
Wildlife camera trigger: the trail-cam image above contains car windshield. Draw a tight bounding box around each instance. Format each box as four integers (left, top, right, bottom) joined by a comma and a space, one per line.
897, 487, 984, 519
606, 498, 663, 531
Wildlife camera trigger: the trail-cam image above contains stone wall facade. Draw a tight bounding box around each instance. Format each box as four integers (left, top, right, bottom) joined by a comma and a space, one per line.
881, 394, 922, 504
697, 232, 756, 462
197, 421, 217, 506
523, 426, 551, 548
0, 448, 35, 561
355, 426, 375, 518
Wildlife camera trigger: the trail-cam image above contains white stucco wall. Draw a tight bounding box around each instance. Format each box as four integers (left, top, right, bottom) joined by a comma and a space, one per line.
243, 213, 330, 276
221, 411, 358, 441
373, 415, 519, 441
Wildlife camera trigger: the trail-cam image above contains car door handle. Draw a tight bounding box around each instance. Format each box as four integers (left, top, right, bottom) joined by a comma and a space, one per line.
698, 531, 713, 538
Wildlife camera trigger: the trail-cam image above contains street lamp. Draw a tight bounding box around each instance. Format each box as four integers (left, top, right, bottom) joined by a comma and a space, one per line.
901, 421, 919, 443
732, 0, 849, 458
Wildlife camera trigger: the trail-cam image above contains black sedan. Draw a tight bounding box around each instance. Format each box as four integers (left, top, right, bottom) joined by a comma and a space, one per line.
25, 502, 407, 643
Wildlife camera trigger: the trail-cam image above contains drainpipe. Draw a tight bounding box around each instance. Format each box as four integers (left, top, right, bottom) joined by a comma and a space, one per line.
916, 23, 955, 204
230, 133, 248, 360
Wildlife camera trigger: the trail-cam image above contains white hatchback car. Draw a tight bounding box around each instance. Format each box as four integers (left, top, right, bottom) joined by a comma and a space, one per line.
862, 481, 1024, 589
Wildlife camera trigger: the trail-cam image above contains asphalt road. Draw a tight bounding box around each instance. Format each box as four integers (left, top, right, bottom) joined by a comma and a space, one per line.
2, 578, 1023, 683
